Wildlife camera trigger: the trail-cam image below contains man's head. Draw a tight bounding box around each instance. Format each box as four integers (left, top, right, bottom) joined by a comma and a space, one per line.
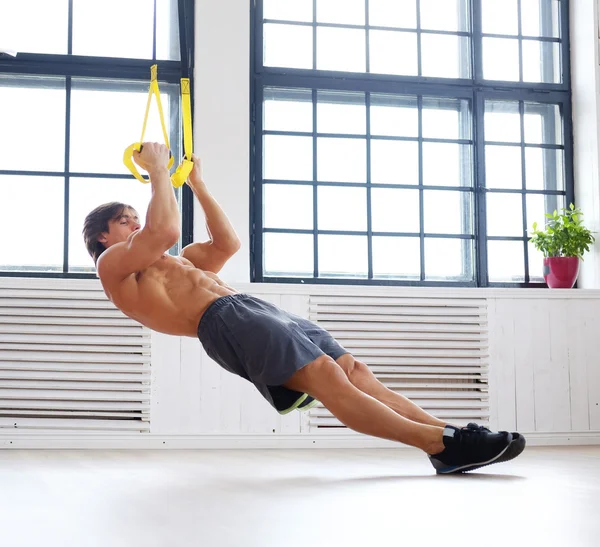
83, 202, 141, 264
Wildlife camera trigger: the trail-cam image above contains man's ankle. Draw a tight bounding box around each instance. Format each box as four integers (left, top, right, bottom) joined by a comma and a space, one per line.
425, 427, 446, 455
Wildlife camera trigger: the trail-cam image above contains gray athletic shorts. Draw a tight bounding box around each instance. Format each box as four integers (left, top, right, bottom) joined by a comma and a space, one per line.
196, 294, 348, 414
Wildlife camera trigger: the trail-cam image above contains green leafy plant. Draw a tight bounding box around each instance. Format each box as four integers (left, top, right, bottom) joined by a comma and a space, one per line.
529, 203, 595, 259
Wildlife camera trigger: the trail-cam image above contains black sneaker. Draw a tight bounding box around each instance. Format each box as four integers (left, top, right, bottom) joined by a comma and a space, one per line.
429, 425, 513, 474
465, 423, 527, 464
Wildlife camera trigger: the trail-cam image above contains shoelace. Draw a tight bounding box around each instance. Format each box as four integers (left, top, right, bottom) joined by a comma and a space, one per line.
466, 422, 491, 433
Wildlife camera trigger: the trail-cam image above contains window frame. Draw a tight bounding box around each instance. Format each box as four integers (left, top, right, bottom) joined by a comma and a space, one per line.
0, 0, 195, 279
250, 0, 573, 288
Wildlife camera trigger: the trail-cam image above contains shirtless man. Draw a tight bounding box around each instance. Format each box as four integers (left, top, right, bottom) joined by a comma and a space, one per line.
83, 143, 525, 474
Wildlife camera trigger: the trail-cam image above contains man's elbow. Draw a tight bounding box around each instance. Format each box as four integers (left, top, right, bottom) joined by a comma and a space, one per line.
159, 228, 181, 247
212, 237, 242, 256
230, 238, 242, 253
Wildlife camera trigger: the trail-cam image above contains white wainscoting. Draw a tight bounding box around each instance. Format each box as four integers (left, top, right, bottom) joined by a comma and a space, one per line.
0, 279, 599, 448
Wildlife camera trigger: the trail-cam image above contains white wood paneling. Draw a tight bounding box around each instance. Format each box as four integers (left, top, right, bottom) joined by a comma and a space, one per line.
2, 278, 600, 445
307, 294, 489, 431
0, 280, 150, 433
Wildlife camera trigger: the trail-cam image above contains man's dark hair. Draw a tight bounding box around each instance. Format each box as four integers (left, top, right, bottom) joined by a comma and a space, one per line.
83, 202, 133, 264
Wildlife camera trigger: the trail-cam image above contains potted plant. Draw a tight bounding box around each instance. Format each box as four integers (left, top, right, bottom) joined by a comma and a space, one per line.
529, 204, 595, 288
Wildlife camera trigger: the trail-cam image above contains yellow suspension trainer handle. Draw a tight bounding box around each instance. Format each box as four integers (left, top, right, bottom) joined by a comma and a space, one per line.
170, 77, 194, 188
123, 64, 174, 184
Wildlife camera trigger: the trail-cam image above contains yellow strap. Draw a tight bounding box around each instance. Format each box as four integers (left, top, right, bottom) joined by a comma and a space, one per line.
124, 67, 194, 187
124, 65, 174, 183
171, 78, 194, 188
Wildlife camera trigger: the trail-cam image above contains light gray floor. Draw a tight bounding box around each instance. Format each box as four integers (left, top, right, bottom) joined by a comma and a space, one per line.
1, 446, 599, 547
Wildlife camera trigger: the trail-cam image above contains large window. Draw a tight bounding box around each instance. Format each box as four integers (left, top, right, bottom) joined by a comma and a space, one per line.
0, 0, 194, 277
251, 0, 572, 286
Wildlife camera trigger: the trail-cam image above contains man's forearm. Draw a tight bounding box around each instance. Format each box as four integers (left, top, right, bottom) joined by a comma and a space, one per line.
188, 179, 240, 250
145, 167, 181, 237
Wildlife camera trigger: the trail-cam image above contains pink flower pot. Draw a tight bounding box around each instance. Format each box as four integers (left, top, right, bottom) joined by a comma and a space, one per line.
543, 257, 580, 288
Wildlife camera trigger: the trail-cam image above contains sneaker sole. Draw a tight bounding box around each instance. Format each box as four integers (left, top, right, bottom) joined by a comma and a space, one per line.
432, 434, 525, 474
497, 433, 526, 464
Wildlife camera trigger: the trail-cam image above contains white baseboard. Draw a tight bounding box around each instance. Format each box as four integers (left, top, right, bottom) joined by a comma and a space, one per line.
1, 431, 599, 449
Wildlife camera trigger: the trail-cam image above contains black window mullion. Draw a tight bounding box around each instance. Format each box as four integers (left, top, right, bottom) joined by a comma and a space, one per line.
312, 89, 319, 278
474, 91, 488, 287
251, 81, 263, 282
313, 0, 317, 70
418, 95, 425, 281
67, 0, 74, 55
153, 0, 158, 61
416, 0, 422, 77
517, 0, 523, 83
366, 91, 373, 280
63, 77, 72, 274
519, 100, 530, 283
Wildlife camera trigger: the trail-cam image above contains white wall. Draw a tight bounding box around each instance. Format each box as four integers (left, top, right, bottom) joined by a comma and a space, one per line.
570, 0, 600, 288
194, 0, 251, 283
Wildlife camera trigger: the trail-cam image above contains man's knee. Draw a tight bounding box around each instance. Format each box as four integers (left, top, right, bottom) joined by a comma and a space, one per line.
336, 354, 372, 384
284, 355, 349, 396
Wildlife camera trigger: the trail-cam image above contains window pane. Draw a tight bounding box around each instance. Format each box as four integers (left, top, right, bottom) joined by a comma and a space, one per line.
317, 91, 366, 135
1, 0, 68, 54
528, 242, 545, 281
264, 88, 313, 133
317, 138, 366, 183
526, 193, 564, 233
319, 235, 368, 278
318, 186, 367, 231
421, 34, 470, 79
373, 237, 421, 279
70, 81, 177, 175
369, 31, 418, 76
264, 135, 313, 181
264, 184, 313, 230
525, 148, 564, 191
420, 0, 469, 32
424, 190, 473, 235
156, 0, 181, 61
69, 177, 153, 271
524, 103, 562, 145
72, 0, 153, 59
371, 189, 420, 233
424, 238, 473, 280
423, 143, 472, 187
264, 233, 314, 277
370, 140, 419, 185
483, 38, 520, 81
264, 24, 313, 69
0, 176, 64, 271
264, 0, 313, 22
370, 95, 418, 138
485, 146, 522, 189
485, 101, 521, 143
317, 27, 366, 72
422, 98, 469, 140
0, 77, 66, 171
317, 0, 365, 25
487, 193, 523, 237
523, 41, 560, 84
369, 0, 417, 28
488, 241, 525, 282
482, 0, 519, 35
521, 0, 560, 38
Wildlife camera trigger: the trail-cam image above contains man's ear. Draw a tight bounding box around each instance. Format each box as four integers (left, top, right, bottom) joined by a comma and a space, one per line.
98, 232, 108, 244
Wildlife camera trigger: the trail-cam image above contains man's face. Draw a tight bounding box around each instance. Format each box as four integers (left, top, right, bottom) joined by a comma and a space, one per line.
98, 208, 141, 248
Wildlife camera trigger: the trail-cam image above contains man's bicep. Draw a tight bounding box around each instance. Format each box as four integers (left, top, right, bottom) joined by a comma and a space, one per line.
180, 242, 234, 273
99, 229, 176, 280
